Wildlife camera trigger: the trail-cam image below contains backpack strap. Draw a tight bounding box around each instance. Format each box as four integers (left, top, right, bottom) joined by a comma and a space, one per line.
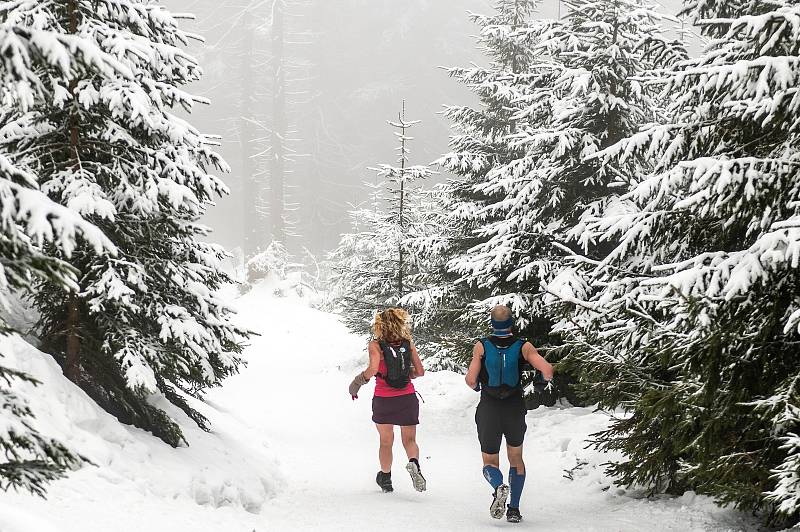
511, 339, 524, 357
477, 339, 489, 385
478, 337, 489, 358
511, 339, 525, 379
375, 340, 388, 379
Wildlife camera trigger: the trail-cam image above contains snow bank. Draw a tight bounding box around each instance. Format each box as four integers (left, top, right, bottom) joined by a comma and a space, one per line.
0, 334, 282, 531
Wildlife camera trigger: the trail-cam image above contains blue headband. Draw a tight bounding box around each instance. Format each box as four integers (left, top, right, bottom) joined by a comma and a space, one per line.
491, 317, 514, 330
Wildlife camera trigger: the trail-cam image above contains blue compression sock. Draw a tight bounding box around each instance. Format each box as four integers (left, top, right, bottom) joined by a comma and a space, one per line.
482, 465, 504, 489
509, 467, 526, 508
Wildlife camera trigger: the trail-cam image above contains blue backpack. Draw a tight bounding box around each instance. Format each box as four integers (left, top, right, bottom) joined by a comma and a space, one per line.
480, 338, 524, 399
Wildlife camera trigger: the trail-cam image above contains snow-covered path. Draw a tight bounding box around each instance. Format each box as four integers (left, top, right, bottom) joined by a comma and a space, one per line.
0, 287, 758, 531
216, 287, 754, 532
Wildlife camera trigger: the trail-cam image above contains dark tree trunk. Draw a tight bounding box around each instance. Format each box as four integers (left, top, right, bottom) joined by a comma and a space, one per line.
64, 295, 81, 382
64, 0, 82, 383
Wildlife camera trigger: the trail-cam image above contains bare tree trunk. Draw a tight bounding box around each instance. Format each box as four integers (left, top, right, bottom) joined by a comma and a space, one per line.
398, 101, 406, 299
64, 0, 81, 383
270, 0, 287, 243
240, 20, 259, 257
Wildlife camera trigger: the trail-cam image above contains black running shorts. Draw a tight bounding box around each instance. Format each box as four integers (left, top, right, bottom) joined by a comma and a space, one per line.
475, 393, 527, 454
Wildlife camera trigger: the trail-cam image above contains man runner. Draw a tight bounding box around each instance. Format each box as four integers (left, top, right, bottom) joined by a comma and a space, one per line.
465, 305, 554, 523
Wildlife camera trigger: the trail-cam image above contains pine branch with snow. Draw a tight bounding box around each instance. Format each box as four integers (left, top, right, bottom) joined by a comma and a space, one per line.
557, 1, 800, 523
0, 18, 119, 495
328, 105, 436, 342
1, 0, 249, 447
0, 362, 84, 497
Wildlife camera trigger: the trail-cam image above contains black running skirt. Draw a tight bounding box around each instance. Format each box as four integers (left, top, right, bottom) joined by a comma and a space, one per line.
372, 393, 419, 426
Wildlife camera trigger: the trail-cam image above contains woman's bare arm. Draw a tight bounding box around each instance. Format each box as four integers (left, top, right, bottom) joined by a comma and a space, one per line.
465, 342, 483, 389
363, 341, 382, 379
522, 342, 554, 381
410, 341, 425, 378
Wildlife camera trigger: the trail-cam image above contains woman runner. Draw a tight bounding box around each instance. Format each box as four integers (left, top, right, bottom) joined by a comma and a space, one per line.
348, 308, 427, 493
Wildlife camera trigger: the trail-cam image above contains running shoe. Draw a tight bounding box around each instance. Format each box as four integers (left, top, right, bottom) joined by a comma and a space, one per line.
506, 506, 522, 523
406, 459, 427, 492
489, 484, 510, 519
376, 471, 393, 493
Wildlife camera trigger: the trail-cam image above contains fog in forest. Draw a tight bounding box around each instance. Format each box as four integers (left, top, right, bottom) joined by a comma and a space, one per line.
170, 0, 689, 261
7, 2, 795, 528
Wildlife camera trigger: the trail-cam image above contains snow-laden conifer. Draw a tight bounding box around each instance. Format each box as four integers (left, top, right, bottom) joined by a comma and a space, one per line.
560, 1, 800, 523
437, 0, 677, 359
430, 0, 551, 355
328, 105, 433, 338
0, 0, 248, 447
0, 20, 116, 495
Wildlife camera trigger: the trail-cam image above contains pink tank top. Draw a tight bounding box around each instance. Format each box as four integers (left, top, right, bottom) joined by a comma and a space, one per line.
374, 344, 416, 398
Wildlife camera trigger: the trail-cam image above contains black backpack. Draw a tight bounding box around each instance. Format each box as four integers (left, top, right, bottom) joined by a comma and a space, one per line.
378, 340, 412, 389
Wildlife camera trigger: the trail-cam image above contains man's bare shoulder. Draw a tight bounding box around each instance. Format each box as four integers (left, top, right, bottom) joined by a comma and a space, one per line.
473, 340, 484, 355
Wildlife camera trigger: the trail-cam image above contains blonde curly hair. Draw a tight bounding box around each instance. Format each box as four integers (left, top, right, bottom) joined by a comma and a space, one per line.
373, 308, 412, 342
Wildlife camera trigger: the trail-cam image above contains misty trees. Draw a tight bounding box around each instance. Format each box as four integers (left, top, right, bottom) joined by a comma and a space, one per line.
241, 0, 314, 254
328, 104, 433, 336
238, 13, 261, 258
0, 1, 247, 447
201, 0, 313, 258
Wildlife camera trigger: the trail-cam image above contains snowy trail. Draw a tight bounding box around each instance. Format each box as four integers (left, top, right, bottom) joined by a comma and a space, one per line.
212, 287, 754, 532
0, 287, 757, 531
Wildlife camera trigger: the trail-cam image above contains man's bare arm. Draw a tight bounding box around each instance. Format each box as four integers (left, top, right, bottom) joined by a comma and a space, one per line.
465, 341, 483, 389
522, 342, 554, 381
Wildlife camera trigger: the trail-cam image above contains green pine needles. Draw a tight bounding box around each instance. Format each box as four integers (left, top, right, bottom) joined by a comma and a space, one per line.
1, 0, 248, 450
554, 0, 800, 525
389, 0, 800, 525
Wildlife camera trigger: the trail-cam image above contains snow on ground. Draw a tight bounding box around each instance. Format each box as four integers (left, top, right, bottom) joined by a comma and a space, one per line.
0, 281, 760, 531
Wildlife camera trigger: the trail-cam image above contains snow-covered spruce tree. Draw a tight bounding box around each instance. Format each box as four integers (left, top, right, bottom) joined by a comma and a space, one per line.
329, 104, 432, 337
1, 1, 249, 447
327, 180, 398, 335
433, 0, 550, 363
0, 23, 116, 494
455, 0, 677, 345
436, 0, 677, 369
399, 185, 464, 368
559, 1, 800, 524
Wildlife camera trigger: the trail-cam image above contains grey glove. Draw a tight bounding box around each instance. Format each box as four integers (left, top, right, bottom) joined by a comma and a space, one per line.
349, 372, 368, 399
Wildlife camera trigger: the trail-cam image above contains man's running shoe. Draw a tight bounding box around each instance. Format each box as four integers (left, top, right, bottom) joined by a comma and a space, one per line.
406, 459, 427, 492
489, 484, 510, 519
506, 506, 523, 523
376, 471, 393, 493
